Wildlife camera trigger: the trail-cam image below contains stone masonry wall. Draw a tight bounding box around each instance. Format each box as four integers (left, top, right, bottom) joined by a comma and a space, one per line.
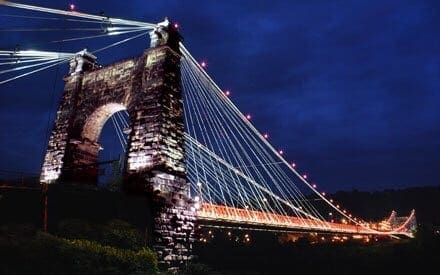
40, 32, 195, 270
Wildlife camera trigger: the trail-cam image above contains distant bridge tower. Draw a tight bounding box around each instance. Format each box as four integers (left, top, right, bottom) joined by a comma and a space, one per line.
40, 18, 194, 270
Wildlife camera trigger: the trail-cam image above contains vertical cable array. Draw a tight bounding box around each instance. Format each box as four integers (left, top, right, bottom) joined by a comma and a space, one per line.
106, 48, 415, 236
180, 44, 334, 228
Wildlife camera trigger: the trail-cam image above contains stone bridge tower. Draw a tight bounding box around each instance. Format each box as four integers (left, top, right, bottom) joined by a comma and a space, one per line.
40, 19, 194, 270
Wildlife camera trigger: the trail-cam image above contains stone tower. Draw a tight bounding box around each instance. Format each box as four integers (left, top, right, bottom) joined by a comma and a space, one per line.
40, 18, 195, 270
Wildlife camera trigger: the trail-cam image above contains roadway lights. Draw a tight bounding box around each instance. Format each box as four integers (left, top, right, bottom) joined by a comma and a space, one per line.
69, 3, 75, 10
224, 90, 231, 96
244, 234, 251, 242
200, 61, 207, 68
246, 114, 252, 120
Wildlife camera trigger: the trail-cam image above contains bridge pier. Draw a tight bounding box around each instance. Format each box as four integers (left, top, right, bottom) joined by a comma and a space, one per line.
40, 19, 195, 271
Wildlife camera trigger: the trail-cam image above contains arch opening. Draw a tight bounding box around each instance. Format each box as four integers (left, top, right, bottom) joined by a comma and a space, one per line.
82, 103, 127, 143
81, 103, 130, 189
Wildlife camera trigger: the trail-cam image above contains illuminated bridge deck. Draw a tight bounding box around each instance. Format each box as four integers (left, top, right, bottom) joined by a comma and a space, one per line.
197, 203, 412, 237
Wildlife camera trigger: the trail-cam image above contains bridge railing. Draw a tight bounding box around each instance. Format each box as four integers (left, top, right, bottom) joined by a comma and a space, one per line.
198, 203, 364, 233
197, 203, 414, 237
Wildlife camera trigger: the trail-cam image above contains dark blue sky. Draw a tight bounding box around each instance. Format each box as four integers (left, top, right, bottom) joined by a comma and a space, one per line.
0, 0, 439, 192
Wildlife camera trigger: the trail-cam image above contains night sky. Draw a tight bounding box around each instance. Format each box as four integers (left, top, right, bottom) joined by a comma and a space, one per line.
0, 0, 438, 192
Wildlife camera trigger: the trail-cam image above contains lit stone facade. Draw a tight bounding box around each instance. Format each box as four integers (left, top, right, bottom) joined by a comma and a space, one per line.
40, 23, 195, 270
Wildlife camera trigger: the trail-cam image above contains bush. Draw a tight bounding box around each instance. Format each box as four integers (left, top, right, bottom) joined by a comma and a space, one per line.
0, 226, 158, 274
181, 263, 216, 275
42, 234, 158, 274
102, 220, 144, 250
57, 219, 144, 249
57, 218, 98, 240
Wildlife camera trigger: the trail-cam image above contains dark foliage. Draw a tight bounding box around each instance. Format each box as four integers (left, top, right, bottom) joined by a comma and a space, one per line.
331, 186, 440, 223
57, 219, 145, 250
191, 226, 440, 275
0, 223, 158, 274
1, 185, 439, 274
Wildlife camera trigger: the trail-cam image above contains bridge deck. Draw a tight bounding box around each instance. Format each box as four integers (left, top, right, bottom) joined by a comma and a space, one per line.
197, 203, 409, 236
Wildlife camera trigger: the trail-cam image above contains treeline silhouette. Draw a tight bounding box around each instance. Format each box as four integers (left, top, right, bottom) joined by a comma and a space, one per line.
0, 183, 439, 274
330, 186, 440, 224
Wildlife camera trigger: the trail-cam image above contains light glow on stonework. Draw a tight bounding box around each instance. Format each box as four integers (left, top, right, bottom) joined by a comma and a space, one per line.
41, 168, 60, 183
128, 155, 152, 171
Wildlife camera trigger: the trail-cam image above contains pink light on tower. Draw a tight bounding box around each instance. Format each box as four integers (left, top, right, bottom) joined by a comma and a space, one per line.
173, 23, 179, 29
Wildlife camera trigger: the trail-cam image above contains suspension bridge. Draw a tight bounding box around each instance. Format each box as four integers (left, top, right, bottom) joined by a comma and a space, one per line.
0, 1, 416, 269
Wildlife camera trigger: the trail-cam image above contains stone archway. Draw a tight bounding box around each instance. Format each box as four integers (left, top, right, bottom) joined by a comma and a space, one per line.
83, 103, 128, 188
82, 102, 127, 143
39, 21, 195, 270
